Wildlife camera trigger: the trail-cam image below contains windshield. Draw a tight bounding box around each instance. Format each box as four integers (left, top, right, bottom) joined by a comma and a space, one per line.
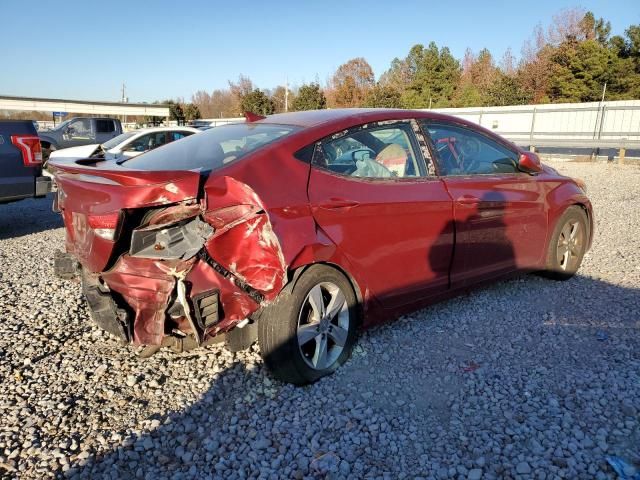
121, 123, 299, 171
103, 132, 136, 150
52, 119, 73, 131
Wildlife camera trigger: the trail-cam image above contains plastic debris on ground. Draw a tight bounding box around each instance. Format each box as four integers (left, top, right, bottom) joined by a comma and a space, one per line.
606, 456, 640, 480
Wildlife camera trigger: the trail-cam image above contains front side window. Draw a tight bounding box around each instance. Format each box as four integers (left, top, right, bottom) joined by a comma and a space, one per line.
67, 119, 92, 139
316, 123, 422, 179
121, 123, 298, 171
423, 122, 520, 176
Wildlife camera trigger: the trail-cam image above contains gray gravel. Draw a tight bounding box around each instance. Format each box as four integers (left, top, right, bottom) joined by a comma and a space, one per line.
0, 160, 639, 479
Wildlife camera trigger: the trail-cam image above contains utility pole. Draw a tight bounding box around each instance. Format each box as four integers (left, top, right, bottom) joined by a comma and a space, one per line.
121, 82, 127, 125
592, 82, 608, 161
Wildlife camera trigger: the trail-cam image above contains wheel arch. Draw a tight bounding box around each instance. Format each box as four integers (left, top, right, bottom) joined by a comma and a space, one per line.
552, 200, 593, 252
39, 136, 56, 148
284, 261, 365, 326
545, 180, 594, 253
571, 201, 594, 250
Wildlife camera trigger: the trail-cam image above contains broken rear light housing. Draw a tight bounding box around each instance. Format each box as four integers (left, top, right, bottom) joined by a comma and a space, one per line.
129, 216, 213, 260
88, 212, 122, 241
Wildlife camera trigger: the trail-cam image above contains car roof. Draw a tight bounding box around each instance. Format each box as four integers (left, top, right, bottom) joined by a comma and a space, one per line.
258, 108, 443, 128
252, 108, 522, 154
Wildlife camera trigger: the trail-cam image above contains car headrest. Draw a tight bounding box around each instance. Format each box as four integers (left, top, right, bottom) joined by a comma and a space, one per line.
375, 144, 407, 177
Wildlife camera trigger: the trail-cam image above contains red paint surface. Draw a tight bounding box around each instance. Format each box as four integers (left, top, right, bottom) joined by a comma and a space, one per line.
52, 109, 594, 346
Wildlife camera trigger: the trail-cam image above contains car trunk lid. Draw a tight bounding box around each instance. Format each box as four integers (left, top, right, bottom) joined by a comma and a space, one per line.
50, 159, 201, 272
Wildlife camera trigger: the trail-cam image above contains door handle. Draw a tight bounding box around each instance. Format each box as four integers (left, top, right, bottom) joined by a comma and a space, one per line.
318, 198, 360, 210
456, 195, 480, 205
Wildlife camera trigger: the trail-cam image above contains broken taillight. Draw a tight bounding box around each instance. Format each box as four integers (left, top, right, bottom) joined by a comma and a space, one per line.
10, 135, 43, 167
87, 212, 121, 240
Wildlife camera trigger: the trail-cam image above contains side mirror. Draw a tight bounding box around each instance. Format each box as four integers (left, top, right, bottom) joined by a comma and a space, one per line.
518, 151, 543, 174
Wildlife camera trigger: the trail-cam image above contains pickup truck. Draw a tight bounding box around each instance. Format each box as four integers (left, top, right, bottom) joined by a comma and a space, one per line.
38, 117, 122, 158
0, 120, 51, 204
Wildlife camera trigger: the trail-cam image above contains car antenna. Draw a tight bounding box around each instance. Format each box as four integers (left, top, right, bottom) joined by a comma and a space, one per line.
244, 111, 266, 122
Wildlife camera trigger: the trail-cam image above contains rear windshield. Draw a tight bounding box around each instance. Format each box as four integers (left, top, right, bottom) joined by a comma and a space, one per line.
120, 123, 299, 171
103, 132, 135, 150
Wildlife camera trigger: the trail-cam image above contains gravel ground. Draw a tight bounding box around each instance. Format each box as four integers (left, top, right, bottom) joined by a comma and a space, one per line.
0, 160, 638, 480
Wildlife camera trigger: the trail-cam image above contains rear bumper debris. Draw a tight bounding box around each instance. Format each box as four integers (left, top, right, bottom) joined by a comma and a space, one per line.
54, 250, 79, 279
94, 253, 261, 346
82, 270, 131, 343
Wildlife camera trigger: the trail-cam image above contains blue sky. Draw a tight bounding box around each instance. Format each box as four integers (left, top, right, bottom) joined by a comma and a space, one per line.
1, 0, 638, 103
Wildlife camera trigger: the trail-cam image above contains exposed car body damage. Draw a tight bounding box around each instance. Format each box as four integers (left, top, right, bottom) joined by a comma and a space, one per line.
50, 109, 594, 376
51, 154, 289, 346
203, 176, 287, 300
101, 255, 194, 345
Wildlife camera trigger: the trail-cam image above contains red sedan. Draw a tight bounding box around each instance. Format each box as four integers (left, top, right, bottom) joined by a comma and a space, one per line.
50, 109, 593, 385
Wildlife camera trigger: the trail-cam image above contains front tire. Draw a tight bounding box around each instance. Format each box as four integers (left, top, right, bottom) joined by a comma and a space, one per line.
540, 206, 589, 280
258, 265, 358, 385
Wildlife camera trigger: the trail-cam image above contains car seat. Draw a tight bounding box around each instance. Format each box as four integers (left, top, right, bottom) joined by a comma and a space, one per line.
375, 144, 407, 177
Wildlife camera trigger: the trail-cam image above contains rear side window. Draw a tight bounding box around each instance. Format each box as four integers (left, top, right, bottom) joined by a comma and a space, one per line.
121, 123, 299, 171
170, 131, 194, 142
96, 120, 115, 133
316, 123, 423, 179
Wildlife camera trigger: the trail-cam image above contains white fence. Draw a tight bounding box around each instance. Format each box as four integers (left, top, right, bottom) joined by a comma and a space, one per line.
198, 103, 640, 150
431, 100, 640, 150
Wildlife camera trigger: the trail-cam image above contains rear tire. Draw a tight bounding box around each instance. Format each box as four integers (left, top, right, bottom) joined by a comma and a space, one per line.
540, 206, 589, 281
258, 265, 358, 385
41, 142, 55, 168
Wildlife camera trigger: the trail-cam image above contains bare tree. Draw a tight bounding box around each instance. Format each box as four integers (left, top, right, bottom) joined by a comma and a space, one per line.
547, 7, 587, 45
500, 48, 517, 76
192, 90, 212, 118
519, 25, 554, 103
327, 58, 375, 108
228, 75, 255, 115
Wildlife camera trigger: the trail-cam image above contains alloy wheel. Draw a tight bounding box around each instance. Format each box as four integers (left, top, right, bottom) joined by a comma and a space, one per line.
296, 282, 350, 370
556, 220, 584, 271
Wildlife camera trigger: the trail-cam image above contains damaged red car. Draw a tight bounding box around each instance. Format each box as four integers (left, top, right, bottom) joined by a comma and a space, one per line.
50, 109, 593, 385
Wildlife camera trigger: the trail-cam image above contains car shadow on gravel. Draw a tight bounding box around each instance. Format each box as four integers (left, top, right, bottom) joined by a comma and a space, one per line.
0, 194, 62, 240
47, 191, 639, 478
57, 273, 639, 479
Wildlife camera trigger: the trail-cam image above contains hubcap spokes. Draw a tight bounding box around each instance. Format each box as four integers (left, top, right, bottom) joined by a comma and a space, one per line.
297, 282, 349, 370
557, 221, 583, 270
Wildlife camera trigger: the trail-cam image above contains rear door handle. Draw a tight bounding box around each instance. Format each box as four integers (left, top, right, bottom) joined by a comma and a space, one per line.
318, 198, 360, 210
456, 195, 480, 205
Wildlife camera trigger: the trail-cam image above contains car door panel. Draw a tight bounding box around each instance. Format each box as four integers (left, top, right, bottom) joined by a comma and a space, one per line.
309, 170, 454, 308
307, 121, 454, 309
422, 120, 548, 287
444, 174, 547, 286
